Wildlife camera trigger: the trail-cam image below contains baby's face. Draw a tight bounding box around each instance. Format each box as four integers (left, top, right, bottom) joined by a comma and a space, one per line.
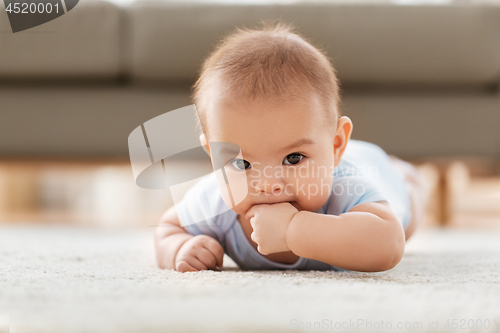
204, 92, 347, 217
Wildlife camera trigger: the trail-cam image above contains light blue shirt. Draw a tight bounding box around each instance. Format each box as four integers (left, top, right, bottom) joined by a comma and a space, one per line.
175, 139, 411, 271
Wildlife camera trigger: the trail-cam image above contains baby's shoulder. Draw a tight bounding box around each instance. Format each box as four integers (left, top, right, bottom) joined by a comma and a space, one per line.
177, 172, 238, 234
332, 158, 361, 178
324, 144, 389, 215
334, 140, 392, 180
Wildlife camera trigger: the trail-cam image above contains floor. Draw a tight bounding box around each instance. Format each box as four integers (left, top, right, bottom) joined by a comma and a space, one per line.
1, 223, 500, 333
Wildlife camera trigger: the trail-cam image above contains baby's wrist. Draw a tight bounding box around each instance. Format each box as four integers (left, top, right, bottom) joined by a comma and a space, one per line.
285, 210, 310, 254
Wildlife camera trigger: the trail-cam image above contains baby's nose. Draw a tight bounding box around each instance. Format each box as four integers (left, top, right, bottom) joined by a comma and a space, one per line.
254, 178, 284, 194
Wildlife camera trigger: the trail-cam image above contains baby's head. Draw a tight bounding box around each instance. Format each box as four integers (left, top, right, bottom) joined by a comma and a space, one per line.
192, 22, 353, 215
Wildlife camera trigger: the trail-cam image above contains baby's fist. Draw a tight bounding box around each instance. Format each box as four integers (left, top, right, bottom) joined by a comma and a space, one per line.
245, 202, 299, 255
175, 235, 224, 272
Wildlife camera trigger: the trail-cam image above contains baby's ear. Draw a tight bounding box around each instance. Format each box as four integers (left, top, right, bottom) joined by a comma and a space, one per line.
333, 116, 353, 167
199, 133, 210, 156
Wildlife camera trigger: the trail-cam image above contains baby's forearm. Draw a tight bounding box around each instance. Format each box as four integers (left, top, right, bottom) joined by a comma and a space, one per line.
154, 223, 193, 269
286, 210, 405, 272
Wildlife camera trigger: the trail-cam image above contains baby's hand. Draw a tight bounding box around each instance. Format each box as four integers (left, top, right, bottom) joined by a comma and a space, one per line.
245, 202, 299, 255
175, 235, 224, 272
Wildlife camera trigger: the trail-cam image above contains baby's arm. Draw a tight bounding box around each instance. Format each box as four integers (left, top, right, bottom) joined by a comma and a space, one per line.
154, 205, 224, 272
287, 202, 405, 272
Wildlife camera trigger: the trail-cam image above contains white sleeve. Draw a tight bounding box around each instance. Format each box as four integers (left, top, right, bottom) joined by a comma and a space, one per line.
174, 174, 225, 244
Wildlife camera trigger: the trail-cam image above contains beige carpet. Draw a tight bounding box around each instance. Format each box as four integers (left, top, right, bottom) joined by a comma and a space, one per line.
1, 223, 499, 333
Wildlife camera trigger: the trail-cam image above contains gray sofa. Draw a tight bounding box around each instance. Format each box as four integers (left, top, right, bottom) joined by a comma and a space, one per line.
1, 0, 499, 160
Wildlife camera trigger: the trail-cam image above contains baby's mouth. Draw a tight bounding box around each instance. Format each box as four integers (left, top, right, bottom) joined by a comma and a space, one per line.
248, 200, 301, 211
289, 201, 301, 211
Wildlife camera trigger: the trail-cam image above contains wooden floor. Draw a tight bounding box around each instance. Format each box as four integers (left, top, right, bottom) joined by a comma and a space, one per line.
0, 158, 174, 226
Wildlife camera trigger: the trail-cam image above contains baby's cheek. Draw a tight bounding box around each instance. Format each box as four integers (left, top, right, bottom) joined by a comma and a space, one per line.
231, 191, 257, 215
294, 177, 333, 211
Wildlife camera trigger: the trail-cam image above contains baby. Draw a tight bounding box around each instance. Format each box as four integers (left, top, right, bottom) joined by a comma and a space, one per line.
154, 22, 429, 273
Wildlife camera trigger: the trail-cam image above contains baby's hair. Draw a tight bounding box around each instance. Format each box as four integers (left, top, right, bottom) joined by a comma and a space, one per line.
191, 20, 341, 137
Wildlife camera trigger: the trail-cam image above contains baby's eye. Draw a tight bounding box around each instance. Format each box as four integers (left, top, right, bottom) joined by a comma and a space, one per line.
229, 159, 251, 170
283, 153, 304, 165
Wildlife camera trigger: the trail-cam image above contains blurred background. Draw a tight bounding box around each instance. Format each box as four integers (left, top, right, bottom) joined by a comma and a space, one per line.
1, 0, 499, 229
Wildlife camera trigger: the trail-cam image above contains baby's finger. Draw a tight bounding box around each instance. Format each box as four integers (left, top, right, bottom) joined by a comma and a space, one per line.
196, 247, 218, 269
245, 205, 258, 220
204, 239, 225, 267
245, 203, 268, 220
175, 260, 198, 272
183, 256, 208, 271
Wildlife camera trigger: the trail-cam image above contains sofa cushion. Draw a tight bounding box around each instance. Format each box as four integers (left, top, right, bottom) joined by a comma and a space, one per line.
0, 86, 192, 156
0, 0, 121, 79
128, 2, 500, 86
